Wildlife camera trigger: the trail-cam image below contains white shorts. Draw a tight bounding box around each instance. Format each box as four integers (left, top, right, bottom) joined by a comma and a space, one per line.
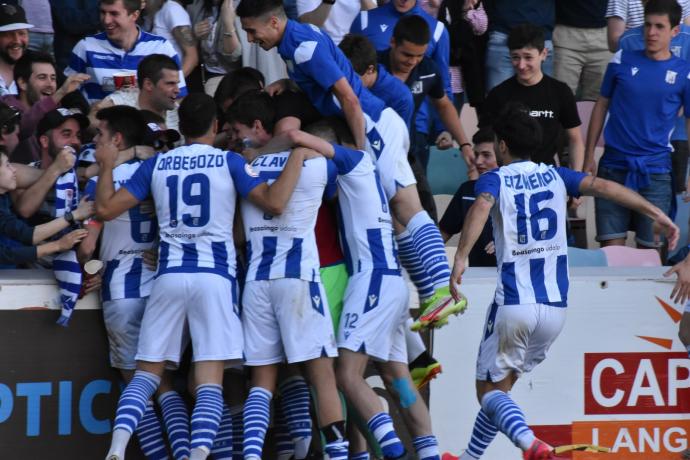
476, 303, 567, 382
242, 279, 338, 365
136, 273, 243, 365
103, 298, 147, 370
337, 270, 409, 363
365, 107, 416, 201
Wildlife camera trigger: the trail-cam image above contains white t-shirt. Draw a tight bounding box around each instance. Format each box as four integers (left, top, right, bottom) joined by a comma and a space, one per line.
296, 0, 361, 44
106, 89, 180, 134
153, 0, 193, 61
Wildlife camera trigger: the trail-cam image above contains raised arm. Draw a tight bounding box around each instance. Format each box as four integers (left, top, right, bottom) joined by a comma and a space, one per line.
12, 147, 76, 218
94, 143, 142, 221
247, 147, 307, 215
579, 174, 679, 249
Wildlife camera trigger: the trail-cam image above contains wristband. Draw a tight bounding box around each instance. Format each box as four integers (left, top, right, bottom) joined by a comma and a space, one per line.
460, 142, 472, 150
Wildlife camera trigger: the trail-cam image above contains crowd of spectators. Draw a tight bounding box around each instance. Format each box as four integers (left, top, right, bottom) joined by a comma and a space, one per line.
1, 0, 690, 457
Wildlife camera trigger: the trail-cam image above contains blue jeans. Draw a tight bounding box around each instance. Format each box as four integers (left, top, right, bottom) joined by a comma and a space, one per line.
595, 166, 672, 247
28, 31, 54, 56
485, 31, 554, 93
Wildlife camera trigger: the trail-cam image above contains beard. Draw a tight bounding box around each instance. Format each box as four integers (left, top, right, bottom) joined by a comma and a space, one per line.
0, 44, 25, 65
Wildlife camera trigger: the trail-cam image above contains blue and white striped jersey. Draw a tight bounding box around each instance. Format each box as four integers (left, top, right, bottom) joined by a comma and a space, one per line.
64, 28, 188, 103
475, 161, 586, 307
242, 151, 328, 282
125, 144, 264, 280
85, 160, 157, 301
331, 145, 399, 274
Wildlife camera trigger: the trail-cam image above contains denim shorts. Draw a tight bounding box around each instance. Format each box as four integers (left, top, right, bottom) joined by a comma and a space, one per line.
595, 166, 672, 247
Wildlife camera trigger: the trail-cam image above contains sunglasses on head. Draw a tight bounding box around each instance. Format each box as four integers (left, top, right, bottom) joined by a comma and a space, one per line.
0, 108, 20, 136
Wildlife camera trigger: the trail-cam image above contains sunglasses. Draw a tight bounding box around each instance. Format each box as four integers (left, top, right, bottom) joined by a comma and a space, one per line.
0, 108, 20, 136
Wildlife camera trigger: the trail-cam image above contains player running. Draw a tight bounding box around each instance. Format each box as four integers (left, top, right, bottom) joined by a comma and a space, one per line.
450, 103, 679, 460
96, 93, 308, 460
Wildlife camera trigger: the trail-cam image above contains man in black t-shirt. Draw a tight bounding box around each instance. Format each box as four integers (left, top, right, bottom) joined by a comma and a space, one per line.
439, 127, 498, 267
480, 23, 584, 170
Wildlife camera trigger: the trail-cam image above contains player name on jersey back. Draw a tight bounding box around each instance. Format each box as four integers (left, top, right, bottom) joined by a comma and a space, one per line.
242, 151, 327, 282
125, 144, 265, 281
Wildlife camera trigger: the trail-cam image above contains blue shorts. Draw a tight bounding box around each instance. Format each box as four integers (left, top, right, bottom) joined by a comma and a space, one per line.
595, 166, 672, 247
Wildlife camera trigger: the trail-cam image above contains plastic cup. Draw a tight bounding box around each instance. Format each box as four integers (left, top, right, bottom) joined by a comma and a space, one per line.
113, 72, 136, 90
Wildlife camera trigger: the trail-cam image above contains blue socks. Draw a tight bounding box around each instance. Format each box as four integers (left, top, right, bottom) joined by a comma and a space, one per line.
157, 390, 191, 460
190, 384, 224, 455
396, 229, 435, 300
210, 403, 234, 459
230, 404, 244, 460
464, 408, 499, 459
367, 412, 405, 458
243, 387, 272, 460
109, 370, 161, 458
407, 211, 451, 291
279, 376, 313, 458
273, 398, 295, 460
135, 401, 167, 459
481, 390, 534, 450
413, 435, 440, 460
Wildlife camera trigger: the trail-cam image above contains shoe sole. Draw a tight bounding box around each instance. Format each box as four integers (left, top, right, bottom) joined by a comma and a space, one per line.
414, 363, 442, 389
411, 299, 467, 331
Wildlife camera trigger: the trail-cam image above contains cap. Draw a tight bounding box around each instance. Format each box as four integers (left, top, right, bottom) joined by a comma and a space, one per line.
143, 122, 180, 147
0, 4, 34, 32
36, 108, 89, 137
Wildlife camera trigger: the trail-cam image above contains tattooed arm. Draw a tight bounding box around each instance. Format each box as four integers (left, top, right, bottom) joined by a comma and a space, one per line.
172, 25, 199, 76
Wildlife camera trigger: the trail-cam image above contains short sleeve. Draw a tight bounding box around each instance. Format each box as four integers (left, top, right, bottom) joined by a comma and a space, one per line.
84, 177, 98, 199
439, 182, 471, 235
296, 0, 321, 17
605, 0, 627, 20
294, 40, 345, 91
600, 51, 622, 98
124, 157, 156, 201
226, 152, 265, 197
64, 39, 87, 76
331, 144, 364, 175
474, 171, 501, 199
555, 167, 587, 196
162, 1, 192, 29
324, 159, 338, 200
556, 80, 580, 129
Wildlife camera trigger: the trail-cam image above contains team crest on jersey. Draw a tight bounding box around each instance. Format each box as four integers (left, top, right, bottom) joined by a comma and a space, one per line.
380, 24, 388, 32
666, 70, 677, 84
672, 45, 682, 57
367, 128, 385, 159
244, 163, 259, 178
411, 81, 423, 94
631, 66, 639, 76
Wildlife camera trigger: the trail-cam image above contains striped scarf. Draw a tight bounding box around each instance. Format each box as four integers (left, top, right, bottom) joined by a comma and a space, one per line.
52, 168, 82, 326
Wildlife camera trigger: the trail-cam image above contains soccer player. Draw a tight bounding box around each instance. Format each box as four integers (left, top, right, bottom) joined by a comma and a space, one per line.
449, 103, 679, 460
96, 93, 308, 460
283, 120, 442, 460
225, 92, 348, 460
237, 0, 465, 330
78, 105, 191, 460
